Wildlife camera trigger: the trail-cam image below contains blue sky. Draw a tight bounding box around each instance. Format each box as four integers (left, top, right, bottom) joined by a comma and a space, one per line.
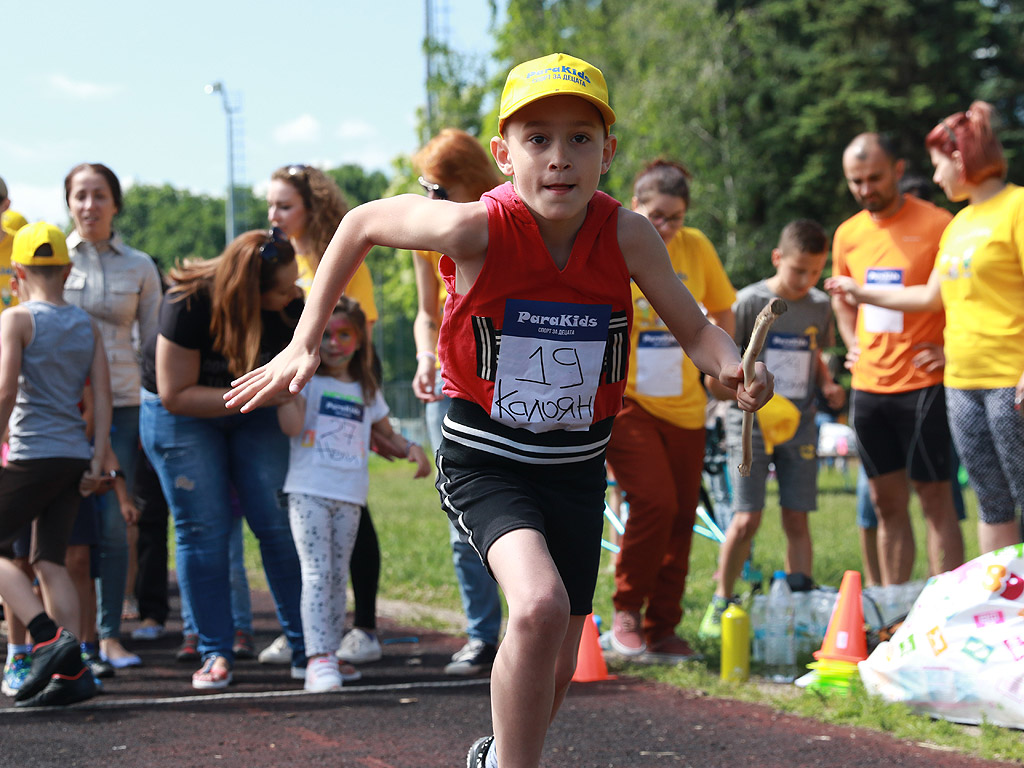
4, 0, 496, 226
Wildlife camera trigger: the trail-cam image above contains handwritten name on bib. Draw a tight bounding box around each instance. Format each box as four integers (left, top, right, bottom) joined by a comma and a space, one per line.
315, 393, 366, 468
491, 299, 611, 433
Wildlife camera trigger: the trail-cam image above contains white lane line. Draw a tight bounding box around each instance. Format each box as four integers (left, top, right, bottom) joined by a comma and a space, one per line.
0, 678, 490, 715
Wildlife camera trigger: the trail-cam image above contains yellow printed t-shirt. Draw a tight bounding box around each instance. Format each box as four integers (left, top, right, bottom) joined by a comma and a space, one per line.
936, 183, 1024, 390
832, 196, 951, 394
624, 226, 735, 429
296, 253, 377, 325
0, 232, 18, 311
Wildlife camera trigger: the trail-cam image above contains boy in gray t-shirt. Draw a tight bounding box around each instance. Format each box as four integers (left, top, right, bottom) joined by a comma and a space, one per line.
700, 220, 845, 639
0, 222, 111, 707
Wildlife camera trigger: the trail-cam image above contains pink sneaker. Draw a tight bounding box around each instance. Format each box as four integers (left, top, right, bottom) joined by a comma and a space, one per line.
610, 610, 646, 656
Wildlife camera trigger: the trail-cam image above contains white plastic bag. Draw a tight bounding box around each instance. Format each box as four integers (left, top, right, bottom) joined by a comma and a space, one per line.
858, 544, 1024, 730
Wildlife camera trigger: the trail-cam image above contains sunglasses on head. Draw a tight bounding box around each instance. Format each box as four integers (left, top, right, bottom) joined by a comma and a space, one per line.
418, 176, 449, 201
258, 227, 289, 263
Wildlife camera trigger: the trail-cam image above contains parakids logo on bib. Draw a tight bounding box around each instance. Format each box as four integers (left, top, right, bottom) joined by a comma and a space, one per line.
525, 64, 592, 89
319, 394, 363, 422
510, 299, 608, 339
866, 268, 903, 286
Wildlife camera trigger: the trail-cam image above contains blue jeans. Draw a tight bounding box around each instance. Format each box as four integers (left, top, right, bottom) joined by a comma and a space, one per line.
180, 515, 253, 636
426, 371, 502, 646
97, 406, 141, 641
140, 390, 303, 664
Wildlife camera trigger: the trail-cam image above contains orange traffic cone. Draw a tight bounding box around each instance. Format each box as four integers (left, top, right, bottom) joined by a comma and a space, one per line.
573, 614, 613, 682
814, 570, 868, 663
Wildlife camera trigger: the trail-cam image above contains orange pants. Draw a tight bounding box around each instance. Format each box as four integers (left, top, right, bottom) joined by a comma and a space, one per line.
606, 399, 704, 644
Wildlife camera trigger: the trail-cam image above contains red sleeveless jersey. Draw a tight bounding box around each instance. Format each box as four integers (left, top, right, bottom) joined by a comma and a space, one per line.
437, 183, 632, 463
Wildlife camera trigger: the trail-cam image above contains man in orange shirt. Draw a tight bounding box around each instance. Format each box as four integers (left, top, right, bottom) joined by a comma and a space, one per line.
832, 133, 963, 586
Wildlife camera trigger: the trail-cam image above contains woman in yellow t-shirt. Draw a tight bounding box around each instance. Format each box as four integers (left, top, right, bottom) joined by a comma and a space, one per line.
827, 102, 1024, 553
265, 164, 382, 666
606, 160, 736, 661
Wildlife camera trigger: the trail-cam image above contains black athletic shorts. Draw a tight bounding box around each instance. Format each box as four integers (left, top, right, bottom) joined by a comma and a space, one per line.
436, 449, 607, 616
851, 385, 951, 481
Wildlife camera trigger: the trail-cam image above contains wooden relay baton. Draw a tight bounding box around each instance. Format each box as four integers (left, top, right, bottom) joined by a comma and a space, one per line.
738, 298, 787, 477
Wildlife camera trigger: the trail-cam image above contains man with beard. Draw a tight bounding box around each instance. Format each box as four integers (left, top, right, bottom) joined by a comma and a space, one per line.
832, 133, 964, 587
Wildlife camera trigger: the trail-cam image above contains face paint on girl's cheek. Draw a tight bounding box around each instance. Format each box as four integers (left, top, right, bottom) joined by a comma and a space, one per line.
322, 316, 360, 360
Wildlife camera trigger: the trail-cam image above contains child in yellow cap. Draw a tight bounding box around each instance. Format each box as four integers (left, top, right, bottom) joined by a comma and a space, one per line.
0, 222, 112, 707
226, 52, 774, 768
701, 219, 845, 640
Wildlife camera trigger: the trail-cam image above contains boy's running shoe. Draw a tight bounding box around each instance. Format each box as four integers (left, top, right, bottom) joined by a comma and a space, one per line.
14, 628, 81, 703
466, 735, 495, 768
698, 595, 732, 640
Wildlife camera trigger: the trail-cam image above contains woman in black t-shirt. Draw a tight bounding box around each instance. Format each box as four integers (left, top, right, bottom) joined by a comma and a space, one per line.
139, 228, 305, 690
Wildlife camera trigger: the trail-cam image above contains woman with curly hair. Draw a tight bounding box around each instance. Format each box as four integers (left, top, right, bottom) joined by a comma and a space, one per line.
266, 165, 377, 329
828, 101, 1024, 553
139, 228, 306, 689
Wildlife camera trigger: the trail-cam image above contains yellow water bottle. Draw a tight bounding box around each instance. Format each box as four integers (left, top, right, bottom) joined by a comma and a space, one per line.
720, 603, 750, 682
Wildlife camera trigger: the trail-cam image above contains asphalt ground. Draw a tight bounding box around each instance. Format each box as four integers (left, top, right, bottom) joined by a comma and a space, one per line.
0, 588, 1017, 768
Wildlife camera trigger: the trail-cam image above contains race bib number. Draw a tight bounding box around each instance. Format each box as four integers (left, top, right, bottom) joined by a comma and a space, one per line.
491, 299, 611, 433
635, 330, 683, 397
863, 268, 904, 334
764, 332, 812, 401
314, 393, 366, 469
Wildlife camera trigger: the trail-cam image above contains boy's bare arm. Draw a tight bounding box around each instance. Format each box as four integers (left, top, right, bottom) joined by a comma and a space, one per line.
0, 308, 31, 429
226, 196, 488, 412
621, 211, 770, 409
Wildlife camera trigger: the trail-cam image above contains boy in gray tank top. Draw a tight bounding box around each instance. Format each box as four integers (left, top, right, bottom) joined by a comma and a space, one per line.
0, 222, 112, 707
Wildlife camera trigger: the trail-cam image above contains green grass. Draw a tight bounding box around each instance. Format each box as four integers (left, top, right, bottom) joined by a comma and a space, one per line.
241, 455, 1023, 763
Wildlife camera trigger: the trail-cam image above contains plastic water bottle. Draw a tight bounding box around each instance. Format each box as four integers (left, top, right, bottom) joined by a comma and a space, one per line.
763, 570, 797, 682
720, 603, 750, 682
792, 591, 814, 656
749, 594, 767, 663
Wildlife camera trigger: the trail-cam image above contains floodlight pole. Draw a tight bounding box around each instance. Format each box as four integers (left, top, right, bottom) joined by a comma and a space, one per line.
205, 81, 238, 246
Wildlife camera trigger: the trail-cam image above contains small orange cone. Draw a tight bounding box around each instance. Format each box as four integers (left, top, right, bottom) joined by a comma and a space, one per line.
573, 614, 613, 682
814, 570, 868, 663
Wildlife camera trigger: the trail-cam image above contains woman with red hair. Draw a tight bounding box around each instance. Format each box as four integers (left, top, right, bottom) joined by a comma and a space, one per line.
828, 102, 1024, 553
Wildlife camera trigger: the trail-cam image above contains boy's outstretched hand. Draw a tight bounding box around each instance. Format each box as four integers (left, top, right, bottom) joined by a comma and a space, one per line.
224, 342, 320, 413
718, 360, 774, 412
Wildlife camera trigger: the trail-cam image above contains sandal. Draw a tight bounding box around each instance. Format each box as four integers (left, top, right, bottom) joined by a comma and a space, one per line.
192, 656, 232, 690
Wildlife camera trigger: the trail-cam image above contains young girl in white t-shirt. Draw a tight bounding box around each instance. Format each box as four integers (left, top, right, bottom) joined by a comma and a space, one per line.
278, 298, 431, 692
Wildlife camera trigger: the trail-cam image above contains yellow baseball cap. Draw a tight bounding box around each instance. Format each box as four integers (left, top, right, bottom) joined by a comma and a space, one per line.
2, 209, 29, 236
12, 221, 70, 266
756, 393, 801, 454
498, 52, 615, 135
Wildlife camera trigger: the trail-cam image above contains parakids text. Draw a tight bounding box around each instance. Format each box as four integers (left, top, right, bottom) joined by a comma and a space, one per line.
516, 311, 600, 328
526, 65, 592, 88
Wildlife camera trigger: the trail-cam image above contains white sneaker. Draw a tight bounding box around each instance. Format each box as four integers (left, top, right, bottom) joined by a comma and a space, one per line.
336, 628, 382, 664
303, 656, 342, 693
258, 634, 292, 665
292, 660, 362, 682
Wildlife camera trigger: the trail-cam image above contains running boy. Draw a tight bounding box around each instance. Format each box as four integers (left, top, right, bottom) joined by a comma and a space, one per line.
0, 222, 111, 707
226, 53, 773, 768
702, 220, 844, 637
